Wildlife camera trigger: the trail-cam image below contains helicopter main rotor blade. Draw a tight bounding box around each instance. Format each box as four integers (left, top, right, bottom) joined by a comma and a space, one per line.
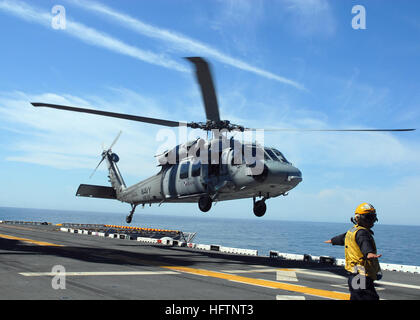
245, 128, 416, 132
186, 57, 221, 122
31, 103, 188, 128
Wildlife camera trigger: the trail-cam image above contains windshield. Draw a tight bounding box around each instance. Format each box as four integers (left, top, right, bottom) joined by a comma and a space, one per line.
272, 148, 290, 163
264, 148, 280, 162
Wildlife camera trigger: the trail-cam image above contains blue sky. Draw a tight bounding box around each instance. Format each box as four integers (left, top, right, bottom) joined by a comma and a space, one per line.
0, 0, 419, 225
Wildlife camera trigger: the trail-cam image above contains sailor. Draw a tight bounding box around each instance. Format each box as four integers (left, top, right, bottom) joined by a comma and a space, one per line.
324, 203, 382, 300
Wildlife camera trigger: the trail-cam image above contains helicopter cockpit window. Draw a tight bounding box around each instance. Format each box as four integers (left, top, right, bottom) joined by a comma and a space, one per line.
191, 161, 201, 177
272, 148, 290, 163
264, 148, 280, 161
263, 150, 272, 161
180, 161, 190, 179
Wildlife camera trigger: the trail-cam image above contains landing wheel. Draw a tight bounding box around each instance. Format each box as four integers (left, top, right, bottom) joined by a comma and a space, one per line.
253, 200, 266, 217
198, 195, 212, 212
126, 204, 137, 223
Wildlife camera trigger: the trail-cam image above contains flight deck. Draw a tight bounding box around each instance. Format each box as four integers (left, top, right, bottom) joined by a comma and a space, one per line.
0, 220, 419, 301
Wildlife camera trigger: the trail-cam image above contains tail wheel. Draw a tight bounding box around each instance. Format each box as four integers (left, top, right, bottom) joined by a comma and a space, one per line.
198, 195, 212, 212
126, 204, 137, 223
253, 200, 266, 217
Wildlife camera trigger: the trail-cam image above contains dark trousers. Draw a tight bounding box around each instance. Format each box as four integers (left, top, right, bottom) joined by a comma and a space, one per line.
347, 273, 379, 300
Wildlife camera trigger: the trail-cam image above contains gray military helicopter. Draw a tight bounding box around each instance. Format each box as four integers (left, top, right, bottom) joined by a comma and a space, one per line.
31, 57, 415, 223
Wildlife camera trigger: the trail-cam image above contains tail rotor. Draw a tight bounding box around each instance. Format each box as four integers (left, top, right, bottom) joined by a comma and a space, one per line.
89, 131, 122, 178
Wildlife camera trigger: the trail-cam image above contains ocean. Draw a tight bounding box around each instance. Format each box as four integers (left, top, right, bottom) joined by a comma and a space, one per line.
1, 206, 419, 267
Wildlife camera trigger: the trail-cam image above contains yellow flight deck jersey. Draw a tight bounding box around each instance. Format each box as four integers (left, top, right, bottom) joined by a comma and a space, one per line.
345, 225, 381, 280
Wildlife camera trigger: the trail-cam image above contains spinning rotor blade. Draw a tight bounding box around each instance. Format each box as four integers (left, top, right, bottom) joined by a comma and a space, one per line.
109, 130, 122, 150
186, 57, 221, 122
245, 128, 416, 132
90, 131, 122, 179
90, 155, 106, 179
31, 103, 188, 128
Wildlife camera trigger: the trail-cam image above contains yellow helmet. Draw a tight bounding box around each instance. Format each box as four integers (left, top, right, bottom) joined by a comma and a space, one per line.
352, 203, 378, 227
355, 203, 376, 215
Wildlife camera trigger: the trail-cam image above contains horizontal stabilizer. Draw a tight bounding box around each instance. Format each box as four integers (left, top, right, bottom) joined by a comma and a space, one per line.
76, 184, 117, 199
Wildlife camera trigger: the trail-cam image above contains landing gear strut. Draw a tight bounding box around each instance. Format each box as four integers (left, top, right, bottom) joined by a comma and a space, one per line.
126, 204, 137, 223
253, 197, 267, 217
198, 195, 212, 212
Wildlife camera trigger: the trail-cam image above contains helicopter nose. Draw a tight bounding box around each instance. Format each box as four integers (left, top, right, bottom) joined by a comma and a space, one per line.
265, 163, 302, 186
287, 166, 302, 185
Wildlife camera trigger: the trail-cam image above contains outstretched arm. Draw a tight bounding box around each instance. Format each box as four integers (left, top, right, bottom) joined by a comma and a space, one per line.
324, 233, 346, 246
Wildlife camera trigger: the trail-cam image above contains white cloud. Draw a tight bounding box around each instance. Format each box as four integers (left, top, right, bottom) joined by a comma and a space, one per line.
209, 0, 265, 54
213, 0, 264, 26
67, 0, 304, 89
289, 175, 420, 224
0, 90, 173, 179
280, 0, 336, 37
0, 0, 188, 72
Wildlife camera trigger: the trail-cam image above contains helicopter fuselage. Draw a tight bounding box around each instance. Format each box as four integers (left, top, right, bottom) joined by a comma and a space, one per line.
114, 140, 302, 215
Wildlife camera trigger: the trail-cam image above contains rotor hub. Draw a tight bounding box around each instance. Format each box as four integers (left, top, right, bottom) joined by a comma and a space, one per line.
188, 120, 244, 132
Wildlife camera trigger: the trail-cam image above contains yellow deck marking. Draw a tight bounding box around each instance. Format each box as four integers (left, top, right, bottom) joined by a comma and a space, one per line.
0, 233, 63, 247
162, 266, 350, 300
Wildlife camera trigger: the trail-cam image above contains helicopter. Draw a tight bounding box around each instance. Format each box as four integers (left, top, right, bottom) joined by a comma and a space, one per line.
31, 57, 415, 223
